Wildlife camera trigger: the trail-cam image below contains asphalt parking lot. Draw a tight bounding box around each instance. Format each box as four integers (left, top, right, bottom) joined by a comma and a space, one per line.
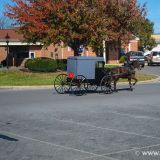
1, 82, 160, 160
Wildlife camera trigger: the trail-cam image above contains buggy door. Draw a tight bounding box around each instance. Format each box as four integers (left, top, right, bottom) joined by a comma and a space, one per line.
95, 61, 105, 84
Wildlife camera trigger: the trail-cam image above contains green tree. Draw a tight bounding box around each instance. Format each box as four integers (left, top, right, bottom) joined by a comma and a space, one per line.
138, 18, 156, 50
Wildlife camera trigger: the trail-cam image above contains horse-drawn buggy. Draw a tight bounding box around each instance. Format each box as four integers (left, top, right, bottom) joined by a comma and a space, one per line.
54, 56, 114, 95
54, 56, 140, 95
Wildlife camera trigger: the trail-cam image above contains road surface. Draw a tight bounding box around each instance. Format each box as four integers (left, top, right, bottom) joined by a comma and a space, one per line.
0, 80, 160, 160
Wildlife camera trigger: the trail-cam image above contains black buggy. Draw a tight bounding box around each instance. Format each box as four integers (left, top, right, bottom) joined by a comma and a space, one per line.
54, 56, 114, 95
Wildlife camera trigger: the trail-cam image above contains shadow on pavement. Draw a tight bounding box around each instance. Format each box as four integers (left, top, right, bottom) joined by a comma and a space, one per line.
0, 134, 18, 142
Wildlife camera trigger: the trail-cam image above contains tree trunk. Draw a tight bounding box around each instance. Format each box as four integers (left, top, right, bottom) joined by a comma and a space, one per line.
73, 47, 79, 56
70, 40, 81, 56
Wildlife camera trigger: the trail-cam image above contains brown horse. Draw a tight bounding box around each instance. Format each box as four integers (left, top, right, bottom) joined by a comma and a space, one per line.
111, 60, 141, 91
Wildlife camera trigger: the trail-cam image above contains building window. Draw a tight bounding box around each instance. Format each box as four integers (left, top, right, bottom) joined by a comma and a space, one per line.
51, 52, 54, 58
55, 53, 58, 60
29, 52, 35, 59
68, 47, 71, 52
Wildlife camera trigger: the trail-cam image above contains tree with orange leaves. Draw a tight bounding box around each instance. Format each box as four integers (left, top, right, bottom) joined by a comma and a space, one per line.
5, 0, 146, 56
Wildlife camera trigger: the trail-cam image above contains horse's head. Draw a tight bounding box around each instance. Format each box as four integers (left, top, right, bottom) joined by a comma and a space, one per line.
132, 60, 141, 70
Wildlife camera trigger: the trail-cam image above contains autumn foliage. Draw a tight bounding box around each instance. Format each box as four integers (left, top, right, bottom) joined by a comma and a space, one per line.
6, 0, 146, 55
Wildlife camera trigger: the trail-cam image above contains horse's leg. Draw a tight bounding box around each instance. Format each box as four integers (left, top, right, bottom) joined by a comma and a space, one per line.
128, 77, 133, 91
132, 77, 138, 86
114, 78, 118, 92
131, 73, 138, 86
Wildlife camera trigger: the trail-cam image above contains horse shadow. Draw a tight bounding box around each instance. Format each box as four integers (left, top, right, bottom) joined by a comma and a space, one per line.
114, 87, 135, 92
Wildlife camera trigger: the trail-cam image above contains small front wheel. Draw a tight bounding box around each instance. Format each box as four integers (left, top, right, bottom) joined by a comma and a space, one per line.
70, 75, 88, 96
54, 74, 71, 94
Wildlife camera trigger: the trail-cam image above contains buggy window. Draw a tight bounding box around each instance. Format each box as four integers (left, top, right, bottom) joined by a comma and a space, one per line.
96, 61, 104, 69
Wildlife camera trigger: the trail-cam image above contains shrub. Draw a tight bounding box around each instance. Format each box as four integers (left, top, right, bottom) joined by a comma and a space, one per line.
56, 59, 67, 71
24, 59, 32, 68
25, 58, 57, 72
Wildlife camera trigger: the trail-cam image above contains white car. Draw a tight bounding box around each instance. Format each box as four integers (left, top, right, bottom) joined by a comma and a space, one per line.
147, 51, 160, 66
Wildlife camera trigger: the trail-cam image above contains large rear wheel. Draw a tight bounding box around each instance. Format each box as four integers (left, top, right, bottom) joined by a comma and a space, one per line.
54, 74, 71, 94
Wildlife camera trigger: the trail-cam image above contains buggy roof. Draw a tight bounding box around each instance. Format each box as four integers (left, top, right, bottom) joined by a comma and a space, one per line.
67, 56, 104, 61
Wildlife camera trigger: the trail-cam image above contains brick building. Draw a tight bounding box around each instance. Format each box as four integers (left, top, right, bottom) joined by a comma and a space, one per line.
0, 28, 139, 66
0, 28, 96, 67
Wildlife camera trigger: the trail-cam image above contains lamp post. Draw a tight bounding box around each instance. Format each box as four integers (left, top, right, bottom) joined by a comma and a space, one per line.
5, 33, 10, 69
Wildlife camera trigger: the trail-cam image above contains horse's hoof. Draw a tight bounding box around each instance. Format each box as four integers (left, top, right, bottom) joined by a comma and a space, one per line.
130, 88, 133, 91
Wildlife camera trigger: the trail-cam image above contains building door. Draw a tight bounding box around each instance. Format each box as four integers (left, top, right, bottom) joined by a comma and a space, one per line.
29, 52, 35, 59
9, 46, 29, 66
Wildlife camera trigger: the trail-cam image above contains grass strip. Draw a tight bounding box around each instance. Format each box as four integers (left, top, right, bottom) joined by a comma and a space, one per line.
0, 70, 157, 86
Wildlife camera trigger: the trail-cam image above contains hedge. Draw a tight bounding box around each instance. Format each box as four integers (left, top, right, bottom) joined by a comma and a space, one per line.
25, 58, 57, 72
56, 59, 67, 71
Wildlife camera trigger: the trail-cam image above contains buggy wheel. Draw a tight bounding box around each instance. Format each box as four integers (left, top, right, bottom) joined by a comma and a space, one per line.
54, 74, 71, 94
70, 75, 88, 96
100, 76, 114, 94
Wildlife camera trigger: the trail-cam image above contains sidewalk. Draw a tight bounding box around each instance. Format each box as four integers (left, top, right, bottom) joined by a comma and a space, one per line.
0, 85, 53, 90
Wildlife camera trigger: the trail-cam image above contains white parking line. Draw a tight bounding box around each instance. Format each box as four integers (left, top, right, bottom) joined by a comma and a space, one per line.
78, 143, 160, 160
51, 117, 160, 140
76, 142, 160, 160
91, 110, 160, 122
2, 117, 160, 141
104, 143, 160, 156
0, 130, 119, 160
77, 155, 111, 160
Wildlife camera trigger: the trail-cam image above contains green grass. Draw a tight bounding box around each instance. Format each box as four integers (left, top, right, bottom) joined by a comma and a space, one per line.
136, 73, 157, 81
0, 70, 60, 86
105, 64, 121, 68
0, 70, 157, 86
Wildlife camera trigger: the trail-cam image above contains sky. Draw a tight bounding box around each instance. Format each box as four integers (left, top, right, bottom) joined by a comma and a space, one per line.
138, 0, 160, 33
0, 0, 160, 33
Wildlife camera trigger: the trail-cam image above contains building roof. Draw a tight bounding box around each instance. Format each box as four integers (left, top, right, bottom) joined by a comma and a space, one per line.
0, 28, 24, 42
0, 28, 42, 46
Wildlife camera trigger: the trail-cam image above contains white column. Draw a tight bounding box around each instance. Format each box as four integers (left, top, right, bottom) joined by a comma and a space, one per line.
61, 42, 64, 59
103, 40, 106, 64
128, 43, 131, 51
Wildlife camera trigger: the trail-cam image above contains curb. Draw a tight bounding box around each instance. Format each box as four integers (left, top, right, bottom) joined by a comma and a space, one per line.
0, 85, 53, 90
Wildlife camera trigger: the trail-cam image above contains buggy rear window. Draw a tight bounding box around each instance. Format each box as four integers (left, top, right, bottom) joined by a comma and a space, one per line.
96, 61, 104, 68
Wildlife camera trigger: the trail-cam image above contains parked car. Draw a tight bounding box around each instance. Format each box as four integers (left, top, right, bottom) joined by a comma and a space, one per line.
144, 51, 151, 61
126, 51, 145, 68
147, 51, 160, 66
